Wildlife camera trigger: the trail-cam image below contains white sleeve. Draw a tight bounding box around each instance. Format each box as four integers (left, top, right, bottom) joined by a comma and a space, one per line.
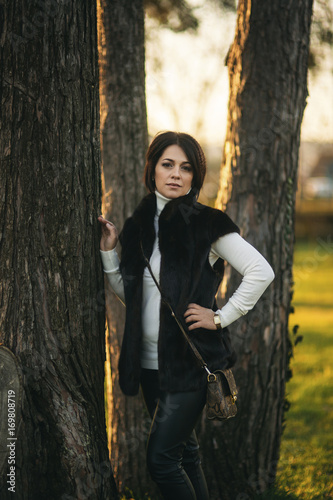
100, 249, 125, 304
211, 232, 275, 328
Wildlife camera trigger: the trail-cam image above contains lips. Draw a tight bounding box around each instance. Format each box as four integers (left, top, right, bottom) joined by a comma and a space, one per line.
167, 183, 181, 187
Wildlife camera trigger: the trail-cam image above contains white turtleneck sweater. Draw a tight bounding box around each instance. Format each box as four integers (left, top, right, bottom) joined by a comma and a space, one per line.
100, 190, 275, 370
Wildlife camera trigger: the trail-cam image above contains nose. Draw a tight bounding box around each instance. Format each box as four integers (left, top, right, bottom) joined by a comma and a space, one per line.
171, 166, 181, 179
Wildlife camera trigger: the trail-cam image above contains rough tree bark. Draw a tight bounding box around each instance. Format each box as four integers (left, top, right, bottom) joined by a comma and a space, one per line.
196, 1, 314, 498
97, 0, 151, 496
0, 1, 118, 498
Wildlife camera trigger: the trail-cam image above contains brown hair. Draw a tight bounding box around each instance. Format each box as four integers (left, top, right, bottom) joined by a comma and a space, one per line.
143, 131, 206, 193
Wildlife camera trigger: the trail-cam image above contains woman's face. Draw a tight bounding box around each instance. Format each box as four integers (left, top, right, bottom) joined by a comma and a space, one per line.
154, 144, 194, 199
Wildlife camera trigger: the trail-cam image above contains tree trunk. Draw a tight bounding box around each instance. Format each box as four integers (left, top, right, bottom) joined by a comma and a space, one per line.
197, 1, 313, 498
0, 1, 118, 498
97, 0, 152, 496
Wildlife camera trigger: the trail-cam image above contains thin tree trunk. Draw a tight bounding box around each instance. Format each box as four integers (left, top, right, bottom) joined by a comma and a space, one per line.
0, 1, 118, 498
97, 0, 152, 496
197, 1, 313, 498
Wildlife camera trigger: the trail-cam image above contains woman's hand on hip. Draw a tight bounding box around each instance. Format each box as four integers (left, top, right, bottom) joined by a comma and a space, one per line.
184, 303, 217, 331
98, 216, 118, 251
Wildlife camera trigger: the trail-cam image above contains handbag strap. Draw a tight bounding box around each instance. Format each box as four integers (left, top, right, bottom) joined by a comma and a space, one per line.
140, 243, 210, 374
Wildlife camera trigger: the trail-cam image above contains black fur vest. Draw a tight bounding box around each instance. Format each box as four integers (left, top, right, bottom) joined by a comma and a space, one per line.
118, 190, 240, 395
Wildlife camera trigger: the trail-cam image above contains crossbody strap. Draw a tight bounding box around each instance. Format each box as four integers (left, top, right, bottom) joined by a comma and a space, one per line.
140, 243, 211, 374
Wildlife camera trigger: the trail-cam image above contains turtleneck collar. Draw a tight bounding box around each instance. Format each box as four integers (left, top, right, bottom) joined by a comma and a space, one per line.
155, 189, 194, 216
155, 190, 172, 216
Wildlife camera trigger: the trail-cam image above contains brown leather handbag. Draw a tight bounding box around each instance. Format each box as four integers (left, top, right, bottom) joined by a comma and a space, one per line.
205, 368, 238, 420
142, 247, 238, 421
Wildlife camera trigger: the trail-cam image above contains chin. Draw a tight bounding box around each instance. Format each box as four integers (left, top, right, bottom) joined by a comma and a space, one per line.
167, 192, 184, 198
164, 187, 188, 198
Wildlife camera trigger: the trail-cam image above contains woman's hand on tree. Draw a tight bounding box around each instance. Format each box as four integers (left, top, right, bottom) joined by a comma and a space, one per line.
98, 216, 118, 251
184, 303, 217, 331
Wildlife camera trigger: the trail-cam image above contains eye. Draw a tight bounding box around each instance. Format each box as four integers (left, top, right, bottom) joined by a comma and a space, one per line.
181, 165, 192, 172
162, 162, 172, 168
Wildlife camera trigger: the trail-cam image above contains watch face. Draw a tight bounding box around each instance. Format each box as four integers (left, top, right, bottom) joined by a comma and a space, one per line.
214, 314, 221, 326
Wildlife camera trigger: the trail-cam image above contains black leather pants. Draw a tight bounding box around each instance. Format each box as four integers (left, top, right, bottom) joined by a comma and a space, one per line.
140, 369, 209, 500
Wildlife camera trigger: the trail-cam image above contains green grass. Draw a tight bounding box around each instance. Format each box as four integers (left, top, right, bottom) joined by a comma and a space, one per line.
265, 240, 333, 499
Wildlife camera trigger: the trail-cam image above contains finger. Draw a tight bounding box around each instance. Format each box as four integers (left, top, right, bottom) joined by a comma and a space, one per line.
98, 217, 108, 226
188, 321, 203, 330
99, 218, 112, 227
187, 303, 201, 310
188, 320, 216, 331
100, 222, 111, 233
184, 309, 200, 321
185, 314, 196, 323
184, 306, 201, 317
100, 221, 117, 237
98, 215, 115, 226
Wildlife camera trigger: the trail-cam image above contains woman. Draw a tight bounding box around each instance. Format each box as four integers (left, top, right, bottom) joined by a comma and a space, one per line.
98, 131, 274, 500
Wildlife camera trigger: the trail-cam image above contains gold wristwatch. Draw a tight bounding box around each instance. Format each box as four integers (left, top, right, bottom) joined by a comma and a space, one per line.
213, 313, 222, 330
